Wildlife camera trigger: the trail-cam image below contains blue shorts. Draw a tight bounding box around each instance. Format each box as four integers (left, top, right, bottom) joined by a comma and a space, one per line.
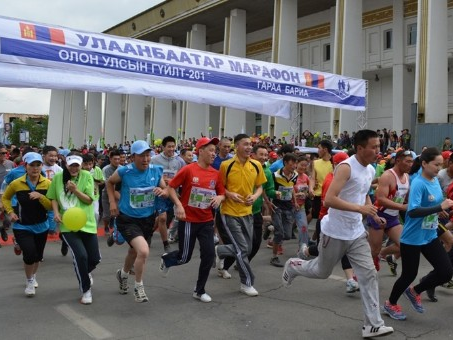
156, 196, 174, 214
367, 211, 401, 230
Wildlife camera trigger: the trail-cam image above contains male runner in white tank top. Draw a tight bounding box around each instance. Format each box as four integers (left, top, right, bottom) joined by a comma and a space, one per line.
282, 130, 394, 339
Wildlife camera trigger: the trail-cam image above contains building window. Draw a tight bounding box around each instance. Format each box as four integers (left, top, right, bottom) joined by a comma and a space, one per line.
323, 43, 331, 61
255, 113, 262, 135
384, 29, 392, 50
407, 23, 417, 45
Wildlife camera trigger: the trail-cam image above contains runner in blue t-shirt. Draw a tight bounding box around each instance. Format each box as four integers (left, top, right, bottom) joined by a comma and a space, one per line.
383, 147, 453, 321
106, 140, 166, 303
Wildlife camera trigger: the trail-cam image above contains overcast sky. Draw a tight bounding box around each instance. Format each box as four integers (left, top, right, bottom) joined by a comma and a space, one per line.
0, 0, 164, 115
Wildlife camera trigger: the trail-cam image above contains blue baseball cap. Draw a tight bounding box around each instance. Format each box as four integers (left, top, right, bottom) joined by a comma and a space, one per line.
131, 140, 151, 155
23, 152, 43, 164
58, 148, 70, 157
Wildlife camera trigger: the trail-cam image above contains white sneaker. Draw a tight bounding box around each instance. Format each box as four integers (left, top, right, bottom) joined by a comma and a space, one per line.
159, 258, 169, 277
240, 284, 259, 297
362, 325, 393, 338
346, 278, 360, 293
80, 289, 92, 305
217, 269, 231, 279
192, 292, 212, 303
134, 284, 149, 303
282, 258, 302, 288
25, 281, 35, 297
215, 245, 224, 270
89, 273, 93, 286
33, 276, 39, 288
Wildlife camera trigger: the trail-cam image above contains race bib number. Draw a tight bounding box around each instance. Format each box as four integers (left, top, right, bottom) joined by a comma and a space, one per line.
421, 214, 438, 230
279, 186, 293, 201
188, 187, 216, 209
130, 186, 155, 208
163, 169, 177, 180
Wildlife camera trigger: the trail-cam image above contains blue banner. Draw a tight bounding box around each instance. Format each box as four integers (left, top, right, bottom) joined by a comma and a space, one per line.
0, 16, 368, 118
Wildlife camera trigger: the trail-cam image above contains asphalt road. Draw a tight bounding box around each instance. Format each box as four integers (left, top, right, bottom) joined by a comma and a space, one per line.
1, 227, 452, 340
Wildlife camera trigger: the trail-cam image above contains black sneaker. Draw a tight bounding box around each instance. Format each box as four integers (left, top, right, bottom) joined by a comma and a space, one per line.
61, 241, 68, 256
386, 255, 398, 276
107, 233, 114, 247
0, 227, 8, 242
262, 226, 271, 241
270, 256, 284, 267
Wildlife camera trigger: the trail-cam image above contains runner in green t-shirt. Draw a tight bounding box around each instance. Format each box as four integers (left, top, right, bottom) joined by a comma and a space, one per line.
47, 153, 100, 305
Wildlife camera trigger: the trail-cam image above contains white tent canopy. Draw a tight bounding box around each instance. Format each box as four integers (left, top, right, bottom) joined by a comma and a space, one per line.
0, 16, 367, 118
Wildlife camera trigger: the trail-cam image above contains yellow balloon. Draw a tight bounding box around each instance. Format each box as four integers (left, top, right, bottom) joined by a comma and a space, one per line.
62, 207, 87, 231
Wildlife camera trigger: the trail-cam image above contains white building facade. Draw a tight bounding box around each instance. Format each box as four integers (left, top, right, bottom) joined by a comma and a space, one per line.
47, 0, 453, 147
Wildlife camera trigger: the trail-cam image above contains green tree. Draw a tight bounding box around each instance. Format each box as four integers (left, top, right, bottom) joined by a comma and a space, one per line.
8, 117, 48, 147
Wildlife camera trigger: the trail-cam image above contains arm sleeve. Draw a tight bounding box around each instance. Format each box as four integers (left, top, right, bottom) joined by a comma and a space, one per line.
408, 205, 442, 218
263, 169, 276, 199
1, 181, 16, 214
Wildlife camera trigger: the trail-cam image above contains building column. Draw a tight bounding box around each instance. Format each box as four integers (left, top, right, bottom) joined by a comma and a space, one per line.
104, 93, 123, 146
333, 0, 363, 133
125, 94, 146, 143
68, 90, 85, 148
47, 89, 66, 147
151, 36, 175, 140
182, 24, 209, 140
221, 9, 247, 137
86, 92, 102, 147
415, 0, 448, 123
270, 0, 297, 139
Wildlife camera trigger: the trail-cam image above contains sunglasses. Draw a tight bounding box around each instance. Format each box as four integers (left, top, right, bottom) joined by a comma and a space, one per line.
0, 152, 7, 155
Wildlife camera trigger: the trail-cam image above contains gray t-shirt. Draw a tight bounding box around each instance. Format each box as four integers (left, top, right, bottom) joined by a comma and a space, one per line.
102, 164, 118, 200
437, 168, 453, 194
0, 160, 14, 186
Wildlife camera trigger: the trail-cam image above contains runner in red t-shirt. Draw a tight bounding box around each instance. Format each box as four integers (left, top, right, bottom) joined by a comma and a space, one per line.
159, 137, 225, 303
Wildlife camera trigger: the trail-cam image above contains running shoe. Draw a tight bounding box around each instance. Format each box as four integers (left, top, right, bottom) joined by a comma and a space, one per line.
0, 227, 8, 242
192, 292, 212, 303
13, 238, 22, 256
25, 280, 35, 297
217, 269, 232, 279
282, 258, 302, 288
404, 286, 424, 313
270, 256, 284, 267
80, 289, 92, 305
159, 258, 169, 277
61, 241, 68, 256
134, 284, 149, 303
386, 255, 398, 276
106, 233, 114, 247
346, 278, 360, 293
116, 269, 129, 294
262, 224, 273, 241
240, 284, 258, 297
382, 300, 406, 320
362, 325, 394, 338
297, 243, 309, 260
